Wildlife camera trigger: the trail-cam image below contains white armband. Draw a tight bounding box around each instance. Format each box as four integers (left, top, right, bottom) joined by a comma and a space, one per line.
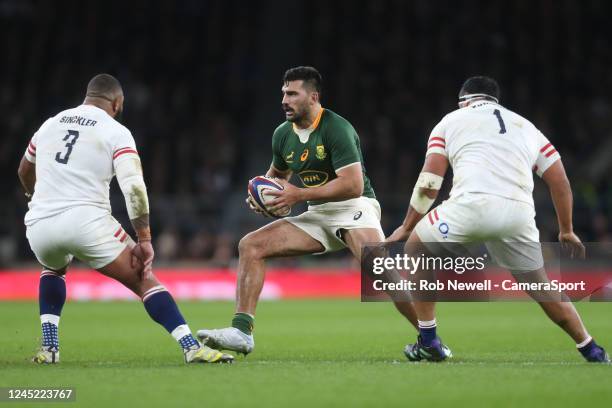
410, 172, 444, 214
115, 157, 149, 219
415, 172, 444, 190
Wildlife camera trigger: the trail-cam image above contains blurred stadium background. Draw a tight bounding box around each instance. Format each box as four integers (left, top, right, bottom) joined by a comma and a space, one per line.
2, 4, 612, 407
1, 0, 611, 270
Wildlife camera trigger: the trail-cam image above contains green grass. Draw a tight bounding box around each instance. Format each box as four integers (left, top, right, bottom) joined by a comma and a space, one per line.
1, 300, 611, 408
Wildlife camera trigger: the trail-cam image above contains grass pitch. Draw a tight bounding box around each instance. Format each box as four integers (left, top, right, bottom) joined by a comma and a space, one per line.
1, 300, 611, 407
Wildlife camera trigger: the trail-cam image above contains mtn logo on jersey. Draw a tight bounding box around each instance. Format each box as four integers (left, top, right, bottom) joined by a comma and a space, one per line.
299, 170, 329, 187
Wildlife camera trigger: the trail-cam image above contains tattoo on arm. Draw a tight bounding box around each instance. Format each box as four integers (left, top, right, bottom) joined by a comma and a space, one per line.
130, 214, 151, 241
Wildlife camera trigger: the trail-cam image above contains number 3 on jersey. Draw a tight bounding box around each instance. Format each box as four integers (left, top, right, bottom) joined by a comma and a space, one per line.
55, 130, 79, 164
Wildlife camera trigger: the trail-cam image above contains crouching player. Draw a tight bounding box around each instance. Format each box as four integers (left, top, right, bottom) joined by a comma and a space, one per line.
19, 74, 233, 364
388, 76, 609, 363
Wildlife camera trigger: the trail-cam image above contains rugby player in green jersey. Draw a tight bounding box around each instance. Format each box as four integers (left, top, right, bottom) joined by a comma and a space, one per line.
197, 66, 418, 354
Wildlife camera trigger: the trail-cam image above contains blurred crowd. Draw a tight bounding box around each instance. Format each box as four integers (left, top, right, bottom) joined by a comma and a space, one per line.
1, 0, 611, 266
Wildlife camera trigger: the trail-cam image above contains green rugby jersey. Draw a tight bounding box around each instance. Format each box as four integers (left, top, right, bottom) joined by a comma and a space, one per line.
271, 108, 376, 205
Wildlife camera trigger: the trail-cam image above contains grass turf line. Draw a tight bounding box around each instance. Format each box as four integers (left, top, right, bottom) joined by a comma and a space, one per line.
1, 300, 611, 408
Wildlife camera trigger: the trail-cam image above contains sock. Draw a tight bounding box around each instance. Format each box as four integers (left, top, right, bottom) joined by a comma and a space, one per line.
232, 312, 254, 335
142, 286, 199, 350
39, 270, 66, 349
418, 318, 437, 346
171, 324, 200, 350
577, 335, 598, 358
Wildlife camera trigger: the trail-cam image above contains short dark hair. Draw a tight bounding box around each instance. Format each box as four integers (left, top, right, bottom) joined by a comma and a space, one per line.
86, 73, 123, 101
283, 66, 322, 94
459, 76, 500, 102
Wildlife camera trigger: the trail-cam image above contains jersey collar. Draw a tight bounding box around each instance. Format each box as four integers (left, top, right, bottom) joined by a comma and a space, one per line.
292, 107, 324, 133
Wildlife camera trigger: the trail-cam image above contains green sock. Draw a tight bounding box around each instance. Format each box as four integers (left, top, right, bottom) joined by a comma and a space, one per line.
232, 313, 254, 335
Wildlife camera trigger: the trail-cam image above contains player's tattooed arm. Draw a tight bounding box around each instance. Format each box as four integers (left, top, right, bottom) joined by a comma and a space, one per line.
131, 214, 151, 242
387, 153, 448, 242
17, 156, 36, 198
115, 158, 151, 241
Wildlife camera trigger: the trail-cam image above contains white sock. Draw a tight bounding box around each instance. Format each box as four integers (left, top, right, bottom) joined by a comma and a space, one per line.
418, 318, 437, 329
171, 324, 192, 341
40, 314, 60, 326
576, 335, 593, 349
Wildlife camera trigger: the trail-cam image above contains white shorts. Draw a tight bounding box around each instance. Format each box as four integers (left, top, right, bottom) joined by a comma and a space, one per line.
26, 206, 134, 270
285, 197, 384, 254
414, 193, 544, 271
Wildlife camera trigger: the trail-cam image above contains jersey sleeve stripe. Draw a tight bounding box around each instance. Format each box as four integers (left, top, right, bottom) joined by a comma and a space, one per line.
27, 147, 36, 156
429, 137, 445, 144
119, 232, 128, 243
29, 142, 36, 150
113, 227, 123, 238
539, 143, 552, 153
427, 212, 434, 225
428, 143, 446, 149
335, 162, 361, 172
544, 149, 558, 158
113, 148, 138, 159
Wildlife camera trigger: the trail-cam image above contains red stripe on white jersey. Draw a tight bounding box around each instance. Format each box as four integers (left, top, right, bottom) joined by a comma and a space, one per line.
114, 228, 122, 238
120, 232, 128, 243
428, 212, 434, 225
113, 147, 138, 159
545, 149, 558, 158
540, 143, 552, 153
428, 143, 446, 150
29, 142, 36, 150
429, 137, 445, 144
433, 209, 439, 221
27, 148, 36, 156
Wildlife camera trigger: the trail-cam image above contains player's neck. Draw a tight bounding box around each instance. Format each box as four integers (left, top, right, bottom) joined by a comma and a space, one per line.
83, 98, 113, 116
295, 104, 323, 130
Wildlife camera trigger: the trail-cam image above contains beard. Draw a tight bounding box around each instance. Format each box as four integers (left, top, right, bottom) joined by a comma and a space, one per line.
284, 105, 306, 123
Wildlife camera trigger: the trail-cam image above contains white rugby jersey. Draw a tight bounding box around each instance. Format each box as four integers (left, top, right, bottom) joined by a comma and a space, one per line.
23, 104, 139, 224
426, 101, 560, 206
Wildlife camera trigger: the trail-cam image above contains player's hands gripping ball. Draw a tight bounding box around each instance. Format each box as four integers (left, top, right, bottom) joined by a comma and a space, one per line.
247, 176, 292, 218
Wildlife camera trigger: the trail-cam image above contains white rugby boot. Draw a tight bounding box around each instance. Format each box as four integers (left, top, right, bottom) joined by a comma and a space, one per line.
196, 327, 254, 355
184, 344, 234, 364
32, 346, 59, 364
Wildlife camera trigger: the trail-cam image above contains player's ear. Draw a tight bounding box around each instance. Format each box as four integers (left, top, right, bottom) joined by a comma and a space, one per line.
112, 95, 124, 115
310, 91, 320, 105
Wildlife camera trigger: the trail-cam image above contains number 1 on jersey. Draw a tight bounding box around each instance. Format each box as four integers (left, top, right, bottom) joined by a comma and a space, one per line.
493, 109, 506, 134
55, 130, 80, 164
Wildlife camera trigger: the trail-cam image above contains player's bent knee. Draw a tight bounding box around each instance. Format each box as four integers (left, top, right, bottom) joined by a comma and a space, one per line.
238, 233, 267, 260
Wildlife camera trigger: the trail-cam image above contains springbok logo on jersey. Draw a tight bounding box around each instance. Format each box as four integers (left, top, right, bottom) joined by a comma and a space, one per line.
286, 151, 294, 163
299, 170, 329, 187
316, 145, 327, 160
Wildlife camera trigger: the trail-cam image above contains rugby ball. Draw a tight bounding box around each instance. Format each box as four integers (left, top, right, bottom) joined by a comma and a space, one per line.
247, 176, 291, 218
